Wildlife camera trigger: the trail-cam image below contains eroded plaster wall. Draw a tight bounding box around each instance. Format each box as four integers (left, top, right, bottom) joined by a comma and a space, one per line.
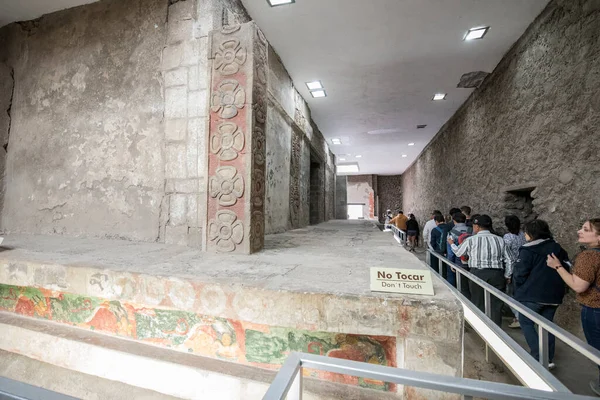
378, 175, 403, 221
402, 0, 600, 332
0, 0, 167, 241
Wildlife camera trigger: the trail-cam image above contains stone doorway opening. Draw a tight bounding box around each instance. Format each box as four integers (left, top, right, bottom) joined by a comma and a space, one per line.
309, 156, 323, 225
504, 186, 538, 224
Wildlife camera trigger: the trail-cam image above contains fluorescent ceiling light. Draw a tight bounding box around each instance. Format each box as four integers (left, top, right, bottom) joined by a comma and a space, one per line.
267, 0, 295, 6
402, 154, 407, 158
331, 138, 341, 145
337, 164, 360, 174
306, 81, 323, 90
339, 158, 346, 161
408, 143, 415, 146
464, 26, 489, 41
311, 90, 327, 98
432, 93, 446, 101
355, 155, 362, 158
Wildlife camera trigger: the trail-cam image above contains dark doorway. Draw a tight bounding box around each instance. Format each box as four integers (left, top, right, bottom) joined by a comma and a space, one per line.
504, 187, 538, 224
309, 157, 323, 225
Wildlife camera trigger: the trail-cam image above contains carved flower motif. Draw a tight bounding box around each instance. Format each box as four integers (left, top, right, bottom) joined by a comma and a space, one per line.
253, 127, 265, 165
215, 39, 247, 76
211, 122, 245, 161
211, 80, 246, 119
210, 166, 244, 207
208, 210, 244, 253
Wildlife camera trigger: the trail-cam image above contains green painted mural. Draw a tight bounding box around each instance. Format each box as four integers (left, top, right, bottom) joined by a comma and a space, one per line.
0, 283, 397, 391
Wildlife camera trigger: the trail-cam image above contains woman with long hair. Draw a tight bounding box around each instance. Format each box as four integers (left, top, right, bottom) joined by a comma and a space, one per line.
547, 218, 600, 395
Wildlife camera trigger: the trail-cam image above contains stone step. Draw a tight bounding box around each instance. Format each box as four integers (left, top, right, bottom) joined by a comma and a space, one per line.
0, 312, 397, 400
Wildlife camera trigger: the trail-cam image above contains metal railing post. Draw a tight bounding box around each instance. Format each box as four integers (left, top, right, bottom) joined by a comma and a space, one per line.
484, 289, 492, 319
456, 268, 462, 292
539, 328, 550, 369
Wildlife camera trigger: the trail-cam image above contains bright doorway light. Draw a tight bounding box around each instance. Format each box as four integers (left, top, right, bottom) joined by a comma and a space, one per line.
348, 204, 363, 220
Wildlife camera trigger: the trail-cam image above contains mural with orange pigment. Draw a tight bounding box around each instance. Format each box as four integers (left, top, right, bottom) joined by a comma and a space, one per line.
0, 284, 396, 391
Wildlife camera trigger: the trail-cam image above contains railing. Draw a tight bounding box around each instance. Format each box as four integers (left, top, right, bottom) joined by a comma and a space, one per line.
385, 224, 406, 244
429, 249, 600, 371
262, 352, 597, 400
0, 376, 78, 400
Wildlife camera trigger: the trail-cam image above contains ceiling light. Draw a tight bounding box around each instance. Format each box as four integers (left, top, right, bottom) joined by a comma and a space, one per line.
331, 138, 341, 145
337, 164, 360, 174
408, 143, 415, 146
417, 124, 427, 129
311, 90, 327, 98
402, 154, 407, 158
432, 93, 446, 101
267, 0, 295, 6
464, 26, 489, 41
339, 158, 346, 161
306, 81, 323, 90
355, 155, 362, 158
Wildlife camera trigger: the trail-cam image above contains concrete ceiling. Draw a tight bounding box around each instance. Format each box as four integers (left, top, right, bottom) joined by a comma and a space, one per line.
240, 0, 550, 175
0, 0, 98, 28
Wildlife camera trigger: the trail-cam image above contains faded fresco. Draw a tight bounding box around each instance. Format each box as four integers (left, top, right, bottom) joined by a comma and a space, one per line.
0, 283, 396, 391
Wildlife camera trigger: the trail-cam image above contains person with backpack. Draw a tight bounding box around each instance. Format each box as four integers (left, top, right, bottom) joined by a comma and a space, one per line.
514, 220, 569, 370
447, 212, 471, 299
547, 218, 600, 395
448, 215, 514, 327
429, 214, 447, 275
504, 215, 527, 329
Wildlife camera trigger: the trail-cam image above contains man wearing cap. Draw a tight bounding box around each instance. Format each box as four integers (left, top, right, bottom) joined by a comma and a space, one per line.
448, 214, 514, 327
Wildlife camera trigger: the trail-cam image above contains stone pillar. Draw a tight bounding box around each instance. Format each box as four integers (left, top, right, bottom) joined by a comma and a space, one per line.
204, 22, 267, 254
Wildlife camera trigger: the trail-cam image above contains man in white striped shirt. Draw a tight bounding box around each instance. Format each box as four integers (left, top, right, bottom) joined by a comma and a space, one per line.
448, 214, 514, 327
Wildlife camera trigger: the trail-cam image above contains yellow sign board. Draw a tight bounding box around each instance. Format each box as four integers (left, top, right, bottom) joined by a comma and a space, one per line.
370, 267, 435, 296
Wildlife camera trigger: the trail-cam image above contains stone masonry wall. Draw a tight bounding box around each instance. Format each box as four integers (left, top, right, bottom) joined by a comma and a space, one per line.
378, 175, 403, 222
335, 175, 347, 219
0, 0, 167, 242
402, 0, 600, 332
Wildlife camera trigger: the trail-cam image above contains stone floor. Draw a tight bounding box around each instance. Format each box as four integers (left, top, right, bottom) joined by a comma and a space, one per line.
0, 220, 456, 302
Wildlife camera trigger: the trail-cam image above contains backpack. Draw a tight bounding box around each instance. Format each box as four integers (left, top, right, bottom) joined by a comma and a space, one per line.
457, 232, 472, 263
433, 226, 445, 252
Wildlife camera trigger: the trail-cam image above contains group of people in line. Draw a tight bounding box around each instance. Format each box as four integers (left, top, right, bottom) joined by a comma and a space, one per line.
388, 207, 600, 395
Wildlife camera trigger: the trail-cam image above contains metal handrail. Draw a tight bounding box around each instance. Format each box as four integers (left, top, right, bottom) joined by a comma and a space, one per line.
428, 249, 600, 368
385, 224, 406, 243
263, 352, 597, 400
0, 376, 78, 400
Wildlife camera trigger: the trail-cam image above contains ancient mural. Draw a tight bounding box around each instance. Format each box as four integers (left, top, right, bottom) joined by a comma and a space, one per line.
0, 283, 396, 391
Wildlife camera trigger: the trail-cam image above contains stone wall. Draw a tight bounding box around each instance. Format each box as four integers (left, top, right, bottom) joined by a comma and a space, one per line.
402, 0, 600, 332
377, 175, 403, 221
346, 175, 376, 220
0, 0, 167, 242
335, 175, 347, 219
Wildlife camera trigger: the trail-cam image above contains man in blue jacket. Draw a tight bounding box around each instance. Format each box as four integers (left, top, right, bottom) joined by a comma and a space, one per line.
514, 219, 570, 369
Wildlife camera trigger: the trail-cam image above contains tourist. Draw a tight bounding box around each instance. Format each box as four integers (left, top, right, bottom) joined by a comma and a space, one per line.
429, 214, 447, 274
447, 212, 471, 298
448, 215, 514, 326
406, 214, 419, 252
461, 206, 473, 228
423, 210, 443, 264
504, 215, 527, 329
390, 210, 408, 243
514, 220, 569, 369
547, 218, 600, 395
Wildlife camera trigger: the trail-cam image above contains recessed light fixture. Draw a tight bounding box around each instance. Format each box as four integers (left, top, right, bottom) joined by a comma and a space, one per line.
311, 90, 327, 98
337, 163, 360, 174
355, 155, 362, 158
339, 158, 346, 161
432, 93, 446, 101
306, 81, 323, 91
464, 26, 489, 41
417, 124, 427, 129
408, 143, 415, 146
267, 0, 295, 7
331, 138, 341, 145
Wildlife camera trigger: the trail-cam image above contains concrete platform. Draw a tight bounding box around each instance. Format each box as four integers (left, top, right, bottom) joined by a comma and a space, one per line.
0, 220, 463, 398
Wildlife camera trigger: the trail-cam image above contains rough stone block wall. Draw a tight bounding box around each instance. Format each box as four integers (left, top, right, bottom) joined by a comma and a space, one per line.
0, 0, 167, 242
378, 175, 403, 221
335, 175, 347, 219
402, 0, 600, 333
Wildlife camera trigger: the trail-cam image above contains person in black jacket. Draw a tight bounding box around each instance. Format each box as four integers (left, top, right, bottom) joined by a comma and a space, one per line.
406, 214, 420, 252
514, 219, 570, 368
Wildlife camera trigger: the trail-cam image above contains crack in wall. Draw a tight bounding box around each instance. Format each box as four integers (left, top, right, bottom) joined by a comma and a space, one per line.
4, 67, 14, 153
